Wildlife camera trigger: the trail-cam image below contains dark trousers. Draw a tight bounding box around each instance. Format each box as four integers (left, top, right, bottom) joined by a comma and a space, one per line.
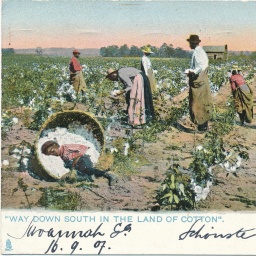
198, 121, 208, 131
73, 155, 106, 178
125, 92, 131, 115
238, 112, 245, 125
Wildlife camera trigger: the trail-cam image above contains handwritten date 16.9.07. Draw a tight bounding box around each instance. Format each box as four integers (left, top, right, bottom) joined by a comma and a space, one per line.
44, 222, 132, 255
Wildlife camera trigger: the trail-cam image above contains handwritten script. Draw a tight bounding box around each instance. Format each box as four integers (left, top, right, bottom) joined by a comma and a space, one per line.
7, 220, 132, 254
179, 220, 256, 240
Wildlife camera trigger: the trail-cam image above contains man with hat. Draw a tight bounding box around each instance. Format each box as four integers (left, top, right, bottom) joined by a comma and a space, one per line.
186, 34, 213, 131
41, 140, 118, 186
69, 49, 86, 95
141, 45, 157, 93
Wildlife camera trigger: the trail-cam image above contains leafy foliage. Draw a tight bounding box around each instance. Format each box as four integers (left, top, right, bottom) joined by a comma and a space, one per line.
38, 187, 81, 210
100, 43, 190, 58
156, 165, 195, 210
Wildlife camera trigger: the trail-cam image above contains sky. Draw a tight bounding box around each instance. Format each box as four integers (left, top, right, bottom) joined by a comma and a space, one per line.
1, 0, 256, 51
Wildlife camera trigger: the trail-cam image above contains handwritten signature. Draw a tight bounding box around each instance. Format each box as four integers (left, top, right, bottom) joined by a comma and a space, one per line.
7, 220, 132, 254
179, 220, 256, 240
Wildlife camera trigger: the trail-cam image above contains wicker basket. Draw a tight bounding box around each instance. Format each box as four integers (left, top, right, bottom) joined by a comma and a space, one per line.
34, 110, 105, 180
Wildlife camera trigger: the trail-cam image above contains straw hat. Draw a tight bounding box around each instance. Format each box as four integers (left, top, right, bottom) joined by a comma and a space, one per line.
231, 65, 241, 71
141, 46, 153, 54
106, 68, 118, 78
187, 34, 201, 43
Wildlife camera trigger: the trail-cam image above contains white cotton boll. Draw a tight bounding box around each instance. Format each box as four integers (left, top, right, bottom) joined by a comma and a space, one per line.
111, 90, 120, 97
22, 158, 29, 166
106, 136, 113, 141
206, 180, 213, 188
236, 155, 242, 162
230, 166, 236, 172
235, 160, 241, 168
202, 187, 210, 199
2, 160, 9, 166
196, 145, 203, 151
12, 117, 19, 124
22, 148, 31, 155
56, 127, 67, 135
192, 182, 197, 188
12, 154, 21, 160
153, 70, 157, 74
223, 161, 230, 169
110, 147, 118, 153
11, 148, 22, 154
123, 142, 130, 156
194, 185, 203, 194
180, 87, 187, 92
47, 132, 56, 140
208, 167, 212, 174
195, 195, 202, 202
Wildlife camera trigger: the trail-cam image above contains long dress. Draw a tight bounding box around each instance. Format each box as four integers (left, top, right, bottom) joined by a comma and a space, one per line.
141, 55, 157, 93
230, 74, 253, 124
118, 67, 154, 126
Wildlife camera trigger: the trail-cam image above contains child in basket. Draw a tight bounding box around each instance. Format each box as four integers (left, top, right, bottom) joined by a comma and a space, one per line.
41, 140, 117, 186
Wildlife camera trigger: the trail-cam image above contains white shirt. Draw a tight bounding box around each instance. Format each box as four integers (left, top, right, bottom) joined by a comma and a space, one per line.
141, 55, 152, 76
190, 46, 208, 75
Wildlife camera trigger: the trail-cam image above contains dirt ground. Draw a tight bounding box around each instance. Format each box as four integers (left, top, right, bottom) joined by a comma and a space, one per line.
1, 78, 256, 211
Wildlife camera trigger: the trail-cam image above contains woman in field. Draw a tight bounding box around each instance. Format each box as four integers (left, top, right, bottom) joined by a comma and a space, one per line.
229, 67, 253, 126
106, 67, 154, 127
141, 45, 157, 93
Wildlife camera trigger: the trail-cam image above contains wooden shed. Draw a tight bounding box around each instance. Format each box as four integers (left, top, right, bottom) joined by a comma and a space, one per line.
203, 45, 228, 60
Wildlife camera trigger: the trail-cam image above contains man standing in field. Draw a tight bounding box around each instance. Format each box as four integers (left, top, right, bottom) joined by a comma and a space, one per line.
69, 49, 86, 95
186, 35, 213, 131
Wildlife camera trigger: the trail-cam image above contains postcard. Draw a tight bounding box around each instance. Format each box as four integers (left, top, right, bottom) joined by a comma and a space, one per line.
1, 0, 256, 255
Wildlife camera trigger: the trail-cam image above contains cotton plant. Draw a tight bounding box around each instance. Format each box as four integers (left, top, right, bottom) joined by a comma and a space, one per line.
190, 177, 212, 202
57, 82, 77, 102
9, 141, 34, 172
2, 160, 10, 167
219, 153, 244, 175
156, 168, 196, 210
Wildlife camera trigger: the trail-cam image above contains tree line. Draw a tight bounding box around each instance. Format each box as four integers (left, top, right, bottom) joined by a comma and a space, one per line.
100, 43, 191, 58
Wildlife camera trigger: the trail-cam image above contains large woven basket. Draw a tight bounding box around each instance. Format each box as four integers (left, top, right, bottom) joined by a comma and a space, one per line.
34, 110, 105, 180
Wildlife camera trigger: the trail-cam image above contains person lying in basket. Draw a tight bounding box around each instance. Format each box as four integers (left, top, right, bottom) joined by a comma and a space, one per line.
41, 140, 118, 186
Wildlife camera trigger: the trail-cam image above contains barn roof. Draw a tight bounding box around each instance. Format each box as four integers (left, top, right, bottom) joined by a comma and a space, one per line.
203, 45, 227, 53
